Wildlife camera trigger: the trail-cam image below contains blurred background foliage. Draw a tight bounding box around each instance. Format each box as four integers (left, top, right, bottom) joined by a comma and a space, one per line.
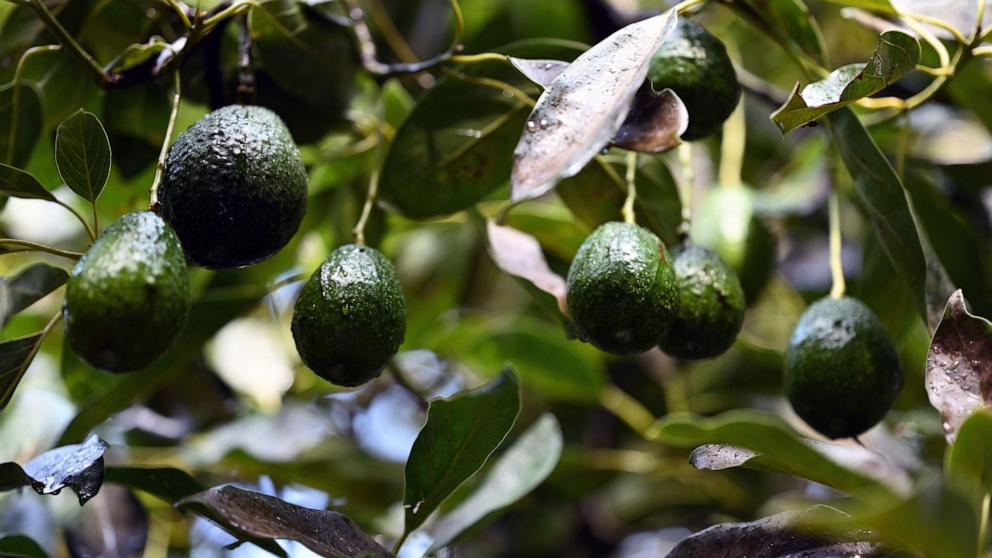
0, 0, 991, 556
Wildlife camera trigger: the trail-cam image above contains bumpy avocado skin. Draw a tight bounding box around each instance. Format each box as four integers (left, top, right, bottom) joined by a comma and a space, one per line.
658, 245, 745, 360
784, 297, 903, 439
63, 211, 191, 372
645, 19, 741, 141
159, 105, 308, 269
566, 222, 679, 355
291, 245, 406, 387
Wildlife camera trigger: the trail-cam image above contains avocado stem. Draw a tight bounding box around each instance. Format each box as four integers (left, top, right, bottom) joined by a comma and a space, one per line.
676, 142, 694, 241
149, 69, 182, 207
353, 167, 381, 246
717, 97, 746, 189
828, 189, 846, 299
622, 151, 638, 224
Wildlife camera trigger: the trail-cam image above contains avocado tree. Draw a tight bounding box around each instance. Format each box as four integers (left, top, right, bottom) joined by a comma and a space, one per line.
0, 0, 991, 556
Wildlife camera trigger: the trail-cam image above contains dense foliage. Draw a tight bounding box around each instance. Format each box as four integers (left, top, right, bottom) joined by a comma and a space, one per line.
1, 0, 991, 556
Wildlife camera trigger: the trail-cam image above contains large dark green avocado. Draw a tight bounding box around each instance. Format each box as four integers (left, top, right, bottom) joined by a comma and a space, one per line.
658, 244, 745, 360
643, 18, 741, 141
63, 211, 191, 372
784, 296, 903, 439
692, 186, 776, 304
158, 105, 308, 269
566, 222, 679, 355
291, 244, 406, 387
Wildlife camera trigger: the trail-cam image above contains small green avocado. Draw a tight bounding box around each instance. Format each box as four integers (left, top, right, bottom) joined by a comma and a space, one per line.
784, 296, 903, 439
642, 18, 741, 141
566, 222, 679, 355
159, 105, 308, 269
658, 244, 745, 360
692, 186, 776, 304
291, 244, 406, 387
63, 211, 191, 372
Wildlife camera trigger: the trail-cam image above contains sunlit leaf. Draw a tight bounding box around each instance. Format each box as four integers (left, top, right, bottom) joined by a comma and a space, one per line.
429, 413, 563, 551
772, 31, 920, 133
178, 485, 393, 558
925, 290, 992, 442
55, 110, 112, 203
0, 435, 107, 505
0, 263, 68, 327
403, 368, 521, 536
511, 11, 677, 201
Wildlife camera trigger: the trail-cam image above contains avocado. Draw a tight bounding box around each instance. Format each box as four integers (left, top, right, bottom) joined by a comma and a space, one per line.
63, 211, 191, 372
566, 222, 679, 355
658, 244, 745, 359
291, 244, 406, 387
641, 19, 741, 141
158, 105, 308, 269
784, 296, 903, 439
692, 186, 776, 304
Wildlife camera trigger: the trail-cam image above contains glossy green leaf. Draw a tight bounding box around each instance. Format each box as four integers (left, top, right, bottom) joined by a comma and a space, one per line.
250, 0, 357, 110
0, 263, 69, 327
104, 466, 205, 504
925, 290, 992, 441
772, 31, 920, 133
403, 368, 522, 536
740, 0, 828, 67
0, 163, 56, 201
0, 534, 48, 558
106, 39, 168, 73
946, 408, 992, 510
0, 82, 43, 167
380, 67, 529, 218
178, 485, 393, 558
20, 49, 100, 130
429, 413, 563, 551
55, 110, 112, 203
0, 435, 107, 505
650, 411, 894, 498
0, 332, 46, 412
557, 154, 682, 246
826, 107, 928, 323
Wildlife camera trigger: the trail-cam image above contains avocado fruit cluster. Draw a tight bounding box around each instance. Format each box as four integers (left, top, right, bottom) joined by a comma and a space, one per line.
158, 105, 308, 270
631, 18, 741, 142
63, 211, 190, 372
784, 296, 903, 439
291, 244, 407, 387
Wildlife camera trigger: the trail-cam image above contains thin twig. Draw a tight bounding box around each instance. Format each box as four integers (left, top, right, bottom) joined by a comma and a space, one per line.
54, 200, 97, 242
150, 69, 182, 207
26, 0, 109, 84
676, 143, 693, 241
441, 67, 535, 107
352, 166, 380, 246
622, 151, 637, 224
0, 239, 84, 260
828, 186, 846, 300
599, 384, 657, 437
236, 13, 256, 104
718, 97, 746, 187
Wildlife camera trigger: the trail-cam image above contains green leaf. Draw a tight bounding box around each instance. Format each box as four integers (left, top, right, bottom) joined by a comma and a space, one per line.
0, 82, 43, 167
0, 331, 46, 412
104, 466, 205, 504
19, 49, 100, 130
946, 408, 992, 510
250, 0, 357, 110
740, 0, 828, 67
0, 163, 56, 201
0, 263, 69, 327
772, 31, 920, 133
826, 107, 928, 323
558, 154, 682, 246
380, 67, 529, 218
428, 413, 563, 551
925, 290, 992, 441
177, 485, 393, 558
106, 39, 168, 73
0, 534, 48, 558
55, 110, 112, 203
403, 368, 522, 536
650, 411, 895, 498
0, 435, 108, 505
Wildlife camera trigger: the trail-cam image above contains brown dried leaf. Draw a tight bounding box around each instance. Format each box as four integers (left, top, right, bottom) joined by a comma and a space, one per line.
178, 485, 394, 558
925, 289, 992, 442
510, 11, 677, 202
612, 87, 688, 152
485, 221, 568, 317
